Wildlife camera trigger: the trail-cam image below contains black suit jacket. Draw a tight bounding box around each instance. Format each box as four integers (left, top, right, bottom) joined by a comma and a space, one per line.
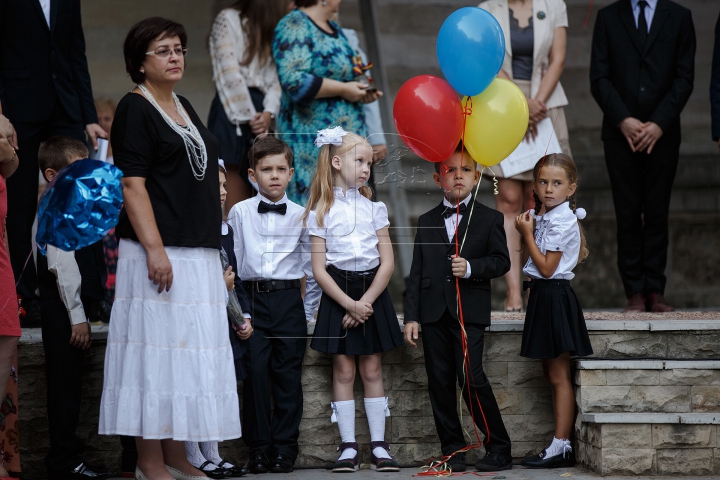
405, 200, 510, 326
590, 0, 695, 142
711, 11, 720, 141
0, 0, 97, 125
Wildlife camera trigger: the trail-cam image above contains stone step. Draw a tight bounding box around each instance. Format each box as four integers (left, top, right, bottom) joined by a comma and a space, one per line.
580, 413, 720, 424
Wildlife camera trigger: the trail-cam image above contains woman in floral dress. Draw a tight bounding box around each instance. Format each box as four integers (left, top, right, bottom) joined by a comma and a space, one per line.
272, 0, 381, 204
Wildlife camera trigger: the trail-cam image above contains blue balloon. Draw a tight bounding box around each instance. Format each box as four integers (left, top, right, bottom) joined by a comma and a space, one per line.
437, 7, 505, 97
36, 159, 124, 253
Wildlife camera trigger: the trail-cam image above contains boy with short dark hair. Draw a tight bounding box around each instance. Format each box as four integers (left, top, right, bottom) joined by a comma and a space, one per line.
37, 136, 113, 479
226, 135, 318, 474
404, 147, 513, 472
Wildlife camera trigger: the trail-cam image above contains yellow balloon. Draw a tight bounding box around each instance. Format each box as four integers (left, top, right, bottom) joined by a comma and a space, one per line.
463, 78, 529, 167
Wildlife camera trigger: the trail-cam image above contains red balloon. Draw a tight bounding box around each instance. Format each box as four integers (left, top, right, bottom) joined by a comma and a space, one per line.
393, 75, 463, 163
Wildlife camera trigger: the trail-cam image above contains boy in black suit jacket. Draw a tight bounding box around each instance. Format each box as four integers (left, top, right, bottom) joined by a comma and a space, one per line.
405, 148, 512, 472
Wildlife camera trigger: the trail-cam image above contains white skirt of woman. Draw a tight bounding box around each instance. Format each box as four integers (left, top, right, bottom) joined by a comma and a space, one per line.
99, 239, 241, 441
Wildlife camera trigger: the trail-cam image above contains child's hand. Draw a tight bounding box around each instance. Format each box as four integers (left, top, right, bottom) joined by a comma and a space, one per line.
515, 210, 534, 237
70, 322, 92, 350
235, 319, 253, 340
350, 300, 373, 322
223, 266, 235, 291
451, 255, 467, 278
342, 313, 361, 329
404, 321, 419, 348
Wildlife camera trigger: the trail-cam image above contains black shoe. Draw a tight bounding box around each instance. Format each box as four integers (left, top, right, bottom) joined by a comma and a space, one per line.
48, 462, 114, 479
247, 449, 269, 474
475, 452, 513, 472
520, 448, 575, 469
196, 460, 228, 478
87, 299, 112, 324
19, 297, 42, 328
269, 454, 293, 473
217, 460, 247, 477
447, 452, 466, 472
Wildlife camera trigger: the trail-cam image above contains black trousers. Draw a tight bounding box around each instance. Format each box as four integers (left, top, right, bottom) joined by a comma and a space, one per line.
243, 287, 307, 462
40, 298, 86, 473
604, 136, 680, 297
422, 310, 511, 456
8, 103, 85, 300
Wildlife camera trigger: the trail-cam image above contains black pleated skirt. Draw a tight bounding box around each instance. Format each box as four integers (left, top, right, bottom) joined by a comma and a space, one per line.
520, 279, 593, 359
311, 265, 404, 355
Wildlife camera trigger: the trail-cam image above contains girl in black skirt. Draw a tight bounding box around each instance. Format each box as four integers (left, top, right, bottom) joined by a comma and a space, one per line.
303, 129, 403, 473
514, 154, 593, 469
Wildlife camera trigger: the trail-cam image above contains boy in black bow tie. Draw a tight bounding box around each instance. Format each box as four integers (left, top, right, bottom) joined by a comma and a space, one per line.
404, 145, 513, 472
226, 136, 318, 474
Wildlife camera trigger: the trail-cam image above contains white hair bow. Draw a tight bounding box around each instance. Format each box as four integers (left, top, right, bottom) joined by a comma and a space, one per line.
314, 126, 347, 148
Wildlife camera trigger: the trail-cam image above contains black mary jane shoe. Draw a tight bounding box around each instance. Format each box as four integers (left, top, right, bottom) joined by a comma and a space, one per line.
331, 442, 359, 473
447, 452, 466, 472
520, 448, 576, 469
269, 454, 294, 473
49, 462, 115, 480
196, 460, 228, 478
475, 451, 513, 472
216, 460, 247, 477
369, 441, 399, 472
247, 449, 270, 474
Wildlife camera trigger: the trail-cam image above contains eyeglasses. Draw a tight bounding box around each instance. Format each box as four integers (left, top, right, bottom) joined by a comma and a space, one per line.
145, 47, 188, 58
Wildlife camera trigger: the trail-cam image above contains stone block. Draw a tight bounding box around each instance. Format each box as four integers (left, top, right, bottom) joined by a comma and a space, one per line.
396, 389, 433, 416
298, 417, 339, 446
392, 442, 442, 466
657, 448, 714, 476
391, 363, 428, 390
577, 441, 601, 473
574, 369, 606, 386
508, 361, 546, 388
606, 369, 660, 386
484, 334, 523, 362
602, 448, 655, 475
579, 386, 692, 413
522, 387, 553, 416
503, 414, 555, 442
493, 388, 523, 415
296, 444, 337, 468
302, 345, 332, 366
714, 447, 720, 475
576, 422, 601, 448
391, 416, 438, 443
667, 332, 720, 359
382, 341, 425, 364
660, 369, 720, 386
601, 424, 652, 449
652, 424, 716, 448
691, 386, 720, 412
485, 361, 508, 389
592, 332, 668, 358
303, 390, 334, 419
301, 365, 333, 392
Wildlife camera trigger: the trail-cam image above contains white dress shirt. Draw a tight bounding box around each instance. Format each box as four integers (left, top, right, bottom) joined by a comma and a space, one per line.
226, 193, 319, 321
632, 0, 657, 31
46, 245, 88, 326
441, 195, 472, 279
307, 188, 390, 272
40, 0, 51, 27
522, 201, 581, 280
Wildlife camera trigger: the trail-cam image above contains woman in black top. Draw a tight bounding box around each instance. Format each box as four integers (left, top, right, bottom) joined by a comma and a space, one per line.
98, 18, 241, 480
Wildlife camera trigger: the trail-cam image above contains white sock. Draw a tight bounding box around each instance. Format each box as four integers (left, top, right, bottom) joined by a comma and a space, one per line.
544, 437, 572, 459
364, 397, 391, 458
185, 441, 214, 468
199, 441, 233, 468
331, 400, 357, 461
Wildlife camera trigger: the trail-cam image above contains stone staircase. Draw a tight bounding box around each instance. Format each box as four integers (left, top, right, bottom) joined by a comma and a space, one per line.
575, 358, 720, 476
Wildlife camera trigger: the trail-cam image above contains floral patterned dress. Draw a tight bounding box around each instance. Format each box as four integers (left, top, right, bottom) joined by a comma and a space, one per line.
272, 9, 366, 204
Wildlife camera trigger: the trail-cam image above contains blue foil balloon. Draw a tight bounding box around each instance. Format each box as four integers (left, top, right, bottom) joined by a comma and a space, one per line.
36, 159, 123, 253
437, 7, 505, 97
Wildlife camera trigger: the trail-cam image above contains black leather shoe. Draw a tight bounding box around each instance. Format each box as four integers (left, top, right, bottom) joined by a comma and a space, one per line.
447, 452, 466, 472
196, 460, 228, 478
269, 454, 293, 473
217, 460, 247, 477
475, 452, 513, 472
49, 462, 114, 480
247, 449, 269, 474
521, 448, 575, 468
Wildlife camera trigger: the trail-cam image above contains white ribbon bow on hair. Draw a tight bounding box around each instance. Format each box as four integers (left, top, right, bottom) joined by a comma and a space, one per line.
314, 126, 347, 148
575, 208, 587, 220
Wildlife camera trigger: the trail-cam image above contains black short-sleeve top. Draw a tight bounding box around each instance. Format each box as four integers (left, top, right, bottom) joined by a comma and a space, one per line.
112, 92, 221, 249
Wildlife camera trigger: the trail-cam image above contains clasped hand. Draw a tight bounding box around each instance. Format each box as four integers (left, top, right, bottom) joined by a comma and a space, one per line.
342, 297, 373, 329
620, 117, 663, 154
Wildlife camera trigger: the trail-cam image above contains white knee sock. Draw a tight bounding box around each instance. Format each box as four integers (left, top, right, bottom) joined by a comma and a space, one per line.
364, 397, 391, 458
331, 400, 357, 461
199, 441, 234, 468
185, 441, 213, 468
544, 437, 572, 459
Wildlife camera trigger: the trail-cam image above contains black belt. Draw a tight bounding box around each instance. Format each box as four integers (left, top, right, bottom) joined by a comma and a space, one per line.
243, 279, 301, 293
327, 264, 379, 282
523, 279, 571, 291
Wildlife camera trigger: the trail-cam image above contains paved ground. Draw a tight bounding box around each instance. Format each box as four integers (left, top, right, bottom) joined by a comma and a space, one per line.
109, 465, 709, 480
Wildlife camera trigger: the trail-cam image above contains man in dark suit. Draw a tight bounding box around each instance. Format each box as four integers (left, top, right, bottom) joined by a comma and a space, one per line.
711, 10, 720, 151
404, 149, 512, 473
0, 0, 106, 326
590, 0, 695, 312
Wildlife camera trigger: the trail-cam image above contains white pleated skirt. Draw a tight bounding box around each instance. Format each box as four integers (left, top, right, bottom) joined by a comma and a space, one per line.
99, 239, 241, 441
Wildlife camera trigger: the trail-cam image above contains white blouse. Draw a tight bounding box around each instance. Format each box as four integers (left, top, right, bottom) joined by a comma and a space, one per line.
209, 8, 282, 124
307, 188, 390, 272
523, 201, 581, 280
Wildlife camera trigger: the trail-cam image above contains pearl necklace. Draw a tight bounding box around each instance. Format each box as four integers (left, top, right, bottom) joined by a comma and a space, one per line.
138, 84, 208, 181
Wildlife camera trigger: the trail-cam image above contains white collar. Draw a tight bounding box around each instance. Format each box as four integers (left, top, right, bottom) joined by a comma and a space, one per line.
442, 194, 472, 210
221, 221, 229, 236
537, 201, 571, 221
257, 192, 288, 205
333, 187, 360, 198
631, 0, 657, 11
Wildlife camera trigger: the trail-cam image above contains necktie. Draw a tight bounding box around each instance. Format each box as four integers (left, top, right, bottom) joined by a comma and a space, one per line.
258, 201, 287, 215
637, 0, 648, 49
443, 203, 467, 219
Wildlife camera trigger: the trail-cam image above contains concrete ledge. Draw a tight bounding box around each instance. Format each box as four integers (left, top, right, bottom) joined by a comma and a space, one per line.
575, 359, 720, 370
580, 413, 720, 424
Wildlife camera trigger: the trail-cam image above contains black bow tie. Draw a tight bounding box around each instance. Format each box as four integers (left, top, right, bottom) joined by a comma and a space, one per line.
258, 201, 287, 215
443, 203, 467, 219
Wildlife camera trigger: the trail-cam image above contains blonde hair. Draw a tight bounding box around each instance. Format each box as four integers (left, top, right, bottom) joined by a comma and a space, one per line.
302, 132, 373, 228
94, 97, 117, 114
532, 153, 589, 263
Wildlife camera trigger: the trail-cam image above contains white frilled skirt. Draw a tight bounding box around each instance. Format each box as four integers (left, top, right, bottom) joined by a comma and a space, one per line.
99, 239, 241, 441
